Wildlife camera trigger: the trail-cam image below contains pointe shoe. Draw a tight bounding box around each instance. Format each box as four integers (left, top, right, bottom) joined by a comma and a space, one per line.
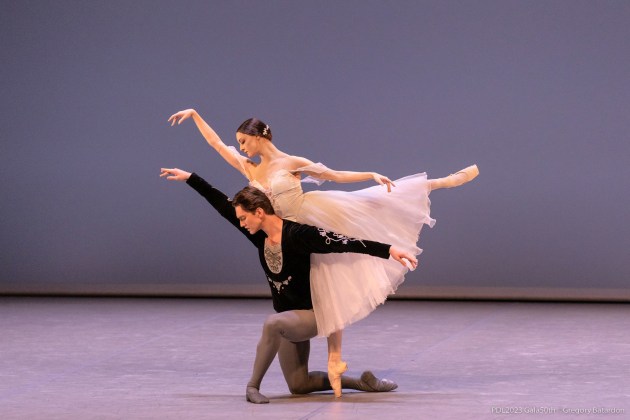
328, 360, 348, 398
444, 164, 479, 188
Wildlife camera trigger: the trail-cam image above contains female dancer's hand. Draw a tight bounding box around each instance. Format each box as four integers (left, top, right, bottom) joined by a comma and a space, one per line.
168, 109, 196, 126
389, 246, 418, 270
160, 168, 192, 182
372, 173, 396, 193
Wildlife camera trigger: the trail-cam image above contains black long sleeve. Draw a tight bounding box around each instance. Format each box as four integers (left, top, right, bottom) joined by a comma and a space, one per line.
186, 173, 264, 246
284, 221, 391, 259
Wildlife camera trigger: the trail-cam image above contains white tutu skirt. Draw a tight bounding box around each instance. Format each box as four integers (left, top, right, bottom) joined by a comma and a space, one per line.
296, 173, 435, 337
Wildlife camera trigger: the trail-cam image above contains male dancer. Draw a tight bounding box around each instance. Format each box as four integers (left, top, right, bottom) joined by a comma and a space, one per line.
160, 168, 416, 404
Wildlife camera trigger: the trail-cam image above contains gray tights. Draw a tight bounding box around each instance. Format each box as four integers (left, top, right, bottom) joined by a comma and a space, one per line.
246, 309, 397, 403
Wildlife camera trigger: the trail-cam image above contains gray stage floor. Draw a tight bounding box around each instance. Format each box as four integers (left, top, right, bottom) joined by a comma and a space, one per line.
1, 298, 628, 419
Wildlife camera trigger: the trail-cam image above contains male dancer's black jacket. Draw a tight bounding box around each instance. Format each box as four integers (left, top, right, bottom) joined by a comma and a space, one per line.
186, 173, 391, 313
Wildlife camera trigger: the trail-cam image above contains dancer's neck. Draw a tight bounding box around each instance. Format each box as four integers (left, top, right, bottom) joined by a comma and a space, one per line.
257, 141, 285, 163
262, 216, 284, 245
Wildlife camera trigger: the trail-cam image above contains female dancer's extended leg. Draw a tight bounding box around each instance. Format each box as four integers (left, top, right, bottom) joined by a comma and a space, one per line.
429, 164, 479, 191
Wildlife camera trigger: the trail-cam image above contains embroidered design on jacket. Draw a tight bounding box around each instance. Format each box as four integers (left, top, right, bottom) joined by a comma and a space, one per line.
268, 275, 292, 292
264, 242, 283, 274
317, 228, 366, 247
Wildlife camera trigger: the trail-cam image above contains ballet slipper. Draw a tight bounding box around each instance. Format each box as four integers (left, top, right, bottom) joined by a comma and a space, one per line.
328, 360, 348, 398
246, 386, 270, 404
357, 371, 398, 392
443, 164, 479, 188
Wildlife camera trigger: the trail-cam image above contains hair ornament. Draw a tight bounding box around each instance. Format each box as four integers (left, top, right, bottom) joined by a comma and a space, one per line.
262, 125, 269, 136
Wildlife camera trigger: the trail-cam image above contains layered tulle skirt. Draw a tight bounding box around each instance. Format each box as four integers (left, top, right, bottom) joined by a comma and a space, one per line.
295, 173, 435, 337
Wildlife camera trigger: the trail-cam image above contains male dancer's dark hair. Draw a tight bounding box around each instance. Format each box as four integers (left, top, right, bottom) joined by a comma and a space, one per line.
232, 186, 275, 215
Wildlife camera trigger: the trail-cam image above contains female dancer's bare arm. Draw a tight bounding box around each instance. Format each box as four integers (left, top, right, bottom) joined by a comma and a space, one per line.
288, 157, 396, 192
168, 109, 251, 178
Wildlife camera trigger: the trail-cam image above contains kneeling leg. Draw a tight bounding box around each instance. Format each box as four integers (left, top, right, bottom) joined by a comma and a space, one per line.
247, 310, 318, 403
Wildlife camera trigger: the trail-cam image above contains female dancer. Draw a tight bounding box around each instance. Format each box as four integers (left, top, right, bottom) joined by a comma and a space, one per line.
168, 109, 478, 397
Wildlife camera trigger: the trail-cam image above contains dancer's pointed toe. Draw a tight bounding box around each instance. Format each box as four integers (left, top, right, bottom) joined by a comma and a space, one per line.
444, 164, 479, 188
328, 360, 348, 398
457, 164, 479, 181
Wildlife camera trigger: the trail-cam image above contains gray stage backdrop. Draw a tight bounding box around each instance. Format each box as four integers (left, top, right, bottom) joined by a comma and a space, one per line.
1, 1, 629, 299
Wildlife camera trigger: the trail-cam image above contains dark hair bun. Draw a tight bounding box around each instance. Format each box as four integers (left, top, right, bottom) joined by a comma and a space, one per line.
236, 118, 272, 141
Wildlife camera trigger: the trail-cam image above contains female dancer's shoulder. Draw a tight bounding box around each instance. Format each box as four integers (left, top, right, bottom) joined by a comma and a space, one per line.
284, 155, 317, 171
